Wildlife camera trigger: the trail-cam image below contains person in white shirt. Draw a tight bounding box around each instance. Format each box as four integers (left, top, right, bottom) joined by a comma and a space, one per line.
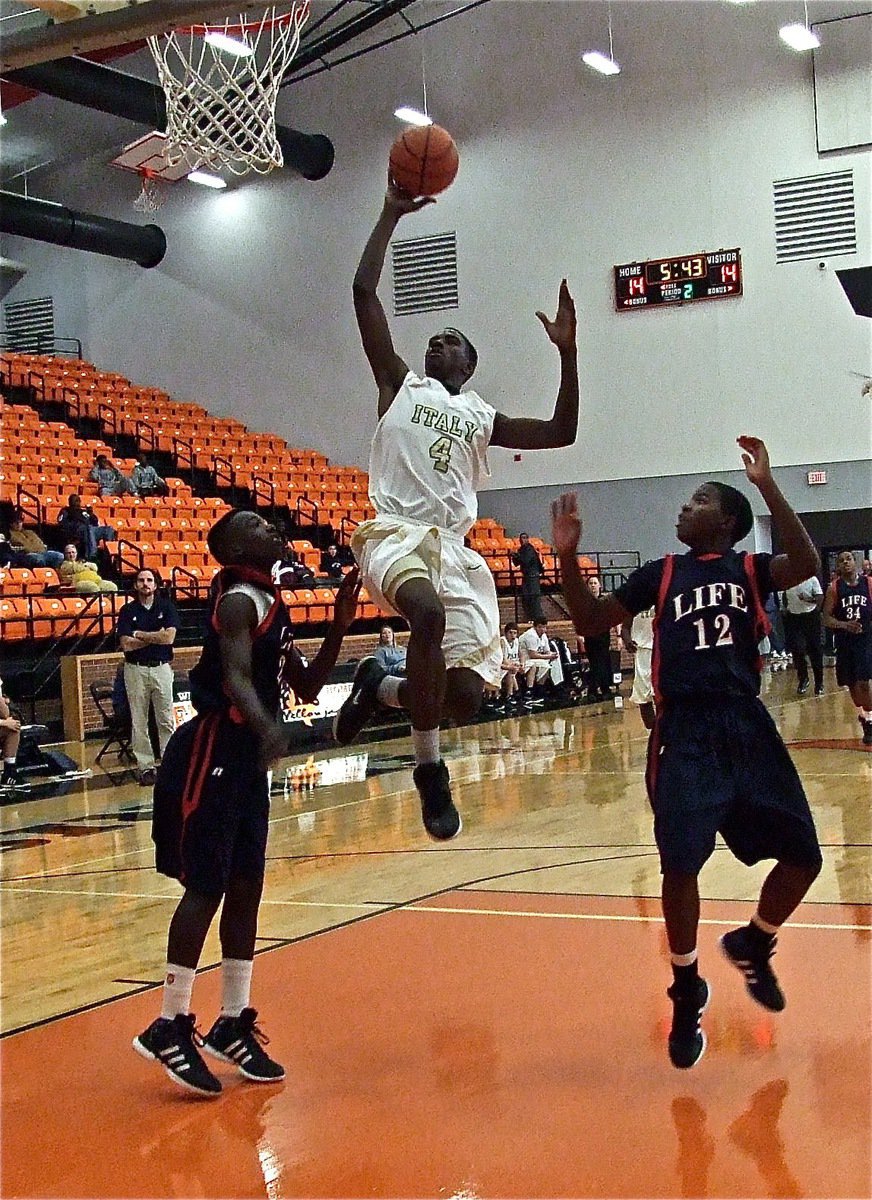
781, 575, 824, 695
621, 607, 656, 728
518, 620, 563, 703
500, 622, 523, 709
333, 181, 579, 841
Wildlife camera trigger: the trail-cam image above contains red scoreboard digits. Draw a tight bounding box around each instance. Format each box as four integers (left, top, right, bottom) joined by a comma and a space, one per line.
614, 249, 743, 311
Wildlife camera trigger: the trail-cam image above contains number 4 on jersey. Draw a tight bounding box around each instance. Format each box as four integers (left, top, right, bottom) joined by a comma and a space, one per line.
429, 435, 453, 474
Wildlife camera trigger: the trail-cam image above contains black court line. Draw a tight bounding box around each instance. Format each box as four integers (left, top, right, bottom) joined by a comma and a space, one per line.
113, 978, 161, 986
0, 849, 662, 1039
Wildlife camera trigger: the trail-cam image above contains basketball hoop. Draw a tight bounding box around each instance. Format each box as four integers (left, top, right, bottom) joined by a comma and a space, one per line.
132, 168, 166, 214
147, 3, 311, 177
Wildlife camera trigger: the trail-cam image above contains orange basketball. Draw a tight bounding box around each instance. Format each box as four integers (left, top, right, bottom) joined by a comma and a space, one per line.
389, 124, 459, 198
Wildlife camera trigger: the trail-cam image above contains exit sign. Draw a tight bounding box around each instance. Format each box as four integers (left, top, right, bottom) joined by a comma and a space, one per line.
807, 470, 827, 485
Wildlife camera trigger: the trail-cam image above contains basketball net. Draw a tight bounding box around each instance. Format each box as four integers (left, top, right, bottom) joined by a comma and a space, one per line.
147, 3, 311, 177
132, 169, 165, 214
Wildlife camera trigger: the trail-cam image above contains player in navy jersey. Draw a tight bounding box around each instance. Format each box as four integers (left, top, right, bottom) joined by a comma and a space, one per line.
822, 550, 872, 744
133, 511, 360, 1097
551, 437, 823, 1070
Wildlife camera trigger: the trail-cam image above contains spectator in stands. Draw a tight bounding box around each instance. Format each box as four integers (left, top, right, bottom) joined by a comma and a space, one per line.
276, 544, 315, 588
863, 559, 872, 577
8, 512, 64, 569
58, 544, 118, 594
500, 621, 523, 709
373, 625, 407, 675
0, 675, 21, 789
89, 454, 135, 497
57, 495, 116, 560
131, 453, 169, 498
511, 533, 546, 623
519, 619, 563, 703
320, 543, 347, 580
580, 576, 614, 700
115, 568, 179, 785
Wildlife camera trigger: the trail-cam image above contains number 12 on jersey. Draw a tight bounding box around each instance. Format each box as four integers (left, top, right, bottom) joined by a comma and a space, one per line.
693, 613, 734, 650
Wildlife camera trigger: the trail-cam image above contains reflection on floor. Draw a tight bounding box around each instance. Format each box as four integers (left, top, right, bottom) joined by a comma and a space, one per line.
1, 670, 870, 1198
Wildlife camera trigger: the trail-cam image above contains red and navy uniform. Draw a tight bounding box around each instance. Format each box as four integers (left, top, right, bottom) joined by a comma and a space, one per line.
829, 574, 872, 687
152, 567, 293, 897
615, 551, 821, 876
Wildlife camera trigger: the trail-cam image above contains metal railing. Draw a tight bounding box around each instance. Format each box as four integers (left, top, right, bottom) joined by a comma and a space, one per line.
296, 495, 318, 527
0, 335, 82, 358
115, 537, 144, 577
14, 486, 43, 528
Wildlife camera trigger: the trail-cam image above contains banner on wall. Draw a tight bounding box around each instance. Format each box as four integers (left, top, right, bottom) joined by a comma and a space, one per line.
171, 678, 354, 731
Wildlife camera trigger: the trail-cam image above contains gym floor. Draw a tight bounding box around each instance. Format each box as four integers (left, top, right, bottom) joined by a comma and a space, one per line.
1, 670, 869, 1199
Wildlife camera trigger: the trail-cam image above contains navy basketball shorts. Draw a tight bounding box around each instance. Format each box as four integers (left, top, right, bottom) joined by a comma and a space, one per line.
835, 633, 872, 687
646, 696, 822, 876
152, 712, 270, 898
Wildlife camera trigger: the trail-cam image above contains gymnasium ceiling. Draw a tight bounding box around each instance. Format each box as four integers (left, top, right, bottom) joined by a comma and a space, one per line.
0, 0, 869, 189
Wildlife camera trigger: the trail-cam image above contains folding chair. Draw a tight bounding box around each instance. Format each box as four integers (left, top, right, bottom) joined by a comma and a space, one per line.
89, 683, 134, 768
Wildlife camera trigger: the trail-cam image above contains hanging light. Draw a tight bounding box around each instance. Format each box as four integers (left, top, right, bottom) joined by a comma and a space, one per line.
779, 1, 820, 50
203, 30, 254, 58
393, 107, 432, 126
583, 2, 621, 76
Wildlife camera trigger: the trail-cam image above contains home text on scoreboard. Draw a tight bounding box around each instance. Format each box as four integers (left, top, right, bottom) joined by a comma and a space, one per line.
614, 249, 743, 311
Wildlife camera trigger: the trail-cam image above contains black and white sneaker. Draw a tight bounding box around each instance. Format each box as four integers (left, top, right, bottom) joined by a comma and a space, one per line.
413, 760, 462, 840
666, 977, 710, 1070
720, 927, 786, 1012
203, 1008, 285, 1082
860, 717, 872, 746
332, 657, 386, 745
133, 1013, 222, 1096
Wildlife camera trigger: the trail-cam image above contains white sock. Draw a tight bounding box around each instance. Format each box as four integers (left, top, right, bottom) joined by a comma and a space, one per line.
4, 758, 15, 766
412, 727, 440, 766
670, 949, 698, 967
160, 963, 196, 1020
221, 957, 253, 1017
860, 709, 872, 721
376, 675, 404, 708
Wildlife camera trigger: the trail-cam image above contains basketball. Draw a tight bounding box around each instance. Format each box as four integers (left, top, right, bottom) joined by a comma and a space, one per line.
389, 124, 459, 198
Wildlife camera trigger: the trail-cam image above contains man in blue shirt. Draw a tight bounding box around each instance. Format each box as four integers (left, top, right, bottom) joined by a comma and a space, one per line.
116, 568, 179, 784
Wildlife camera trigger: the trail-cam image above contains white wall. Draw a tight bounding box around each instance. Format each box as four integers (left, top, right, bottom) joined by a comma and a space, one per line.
3, 1, 870, 490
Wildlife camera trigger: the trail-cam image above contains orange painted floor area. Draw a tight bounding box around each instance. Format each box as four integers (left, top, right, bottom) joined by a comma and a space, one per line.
2, 892, 869, 1199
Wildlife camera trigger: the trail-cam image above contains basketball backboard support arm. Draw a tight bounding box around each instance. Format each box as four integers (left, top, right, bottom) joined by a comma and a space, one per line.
1, 2, 266, 72
6, 55, 334, 180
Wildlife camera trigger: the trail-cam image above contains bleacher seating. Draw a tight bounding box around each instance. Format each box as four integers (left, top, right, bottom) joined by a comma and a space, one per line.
1, 350, 579, 644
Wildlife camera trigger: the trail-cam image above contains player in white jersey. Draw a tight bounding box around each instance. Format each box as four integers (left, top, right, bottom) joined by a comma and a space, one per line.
333, 182, 579, 840
621, 607, 656, 729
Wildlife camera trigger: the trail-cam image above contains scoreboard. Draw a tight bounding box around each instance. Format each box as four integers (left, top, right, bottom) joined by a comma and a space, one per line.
614, 249, 742, 311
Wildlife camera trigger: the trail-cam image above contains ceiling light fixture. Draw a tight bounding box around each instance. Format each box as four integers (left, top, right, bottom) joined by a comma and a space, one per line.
187, 170, 227, 189
393, 106, 432, 126
779, 1, 820, 51
583, 2, 621, 76
203, 30, 254, 57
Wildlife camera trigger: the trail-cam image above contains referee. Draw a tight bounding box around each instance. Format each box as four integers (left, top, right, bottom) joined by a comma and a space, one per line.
116, 568, 179, 785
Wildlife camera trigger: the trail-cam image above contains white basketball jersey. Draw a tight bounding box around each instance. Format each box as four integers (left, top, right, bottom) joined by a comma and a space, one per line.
368, 371, 496, 536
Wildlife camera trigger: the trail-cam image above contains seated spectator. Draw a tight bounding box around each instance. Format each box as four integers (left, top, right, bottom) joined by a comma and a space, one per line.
8, 512, 64, 569
320, 543, 347, 579
500, 621, 523, 709
58, 544, 118, 594
89, 454, 135, 497
518, 619, 563, 703
373, 625, 407, 675
0, 673, 21, 788
57, 495, 116, 560
130, 453, 168, 498
276, 545, 315, 588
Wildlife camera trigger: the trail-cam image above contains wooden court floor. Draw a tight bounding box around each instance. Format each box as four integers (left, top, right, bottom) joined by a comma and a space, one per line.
1, 670, 870, 1199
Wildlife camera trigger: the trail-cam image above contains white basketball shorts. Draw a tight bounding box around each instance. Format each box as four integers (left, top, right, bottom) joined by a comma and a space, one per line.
351, 517, 503, 686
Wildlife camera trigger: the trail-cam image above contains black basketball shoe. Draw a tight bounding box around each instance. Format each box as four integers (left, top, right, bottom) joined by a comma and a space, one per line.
413, 759, 462, 840
666, 976, 710, 1070
720, 926, 786, 1012
133, 1013, 222, 1097
860, 717, 872, 746
333, 657, 386, 745
202, 1008, 285, 1082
